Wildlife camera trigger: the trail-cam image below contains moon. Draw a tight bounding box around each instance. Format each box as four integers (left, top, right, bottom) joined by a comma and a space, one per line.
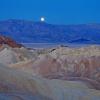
41, 17, 45, 22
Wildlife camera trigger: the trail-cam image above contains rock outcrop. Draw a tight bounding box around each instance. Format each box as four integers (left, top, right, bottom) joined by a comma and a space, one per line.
0, 35, 22, 48
0, 45, 37, 65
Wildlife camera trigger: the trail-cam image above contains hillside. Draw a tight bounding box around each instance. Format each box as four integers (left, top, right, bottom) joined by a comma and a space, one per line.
0, 35, 22, 48
0, 44, 100, 99
0, 19, 100, 43
0, 64, 100, 100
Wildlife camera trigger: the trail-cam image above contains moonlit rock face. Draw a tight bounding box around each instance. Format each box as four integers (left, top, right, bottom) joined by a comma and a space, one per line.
41, 17, 45, 22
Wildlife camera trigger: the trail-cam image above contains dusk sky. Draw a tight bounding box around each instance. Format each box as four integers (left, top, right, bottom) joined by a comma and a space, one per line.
0, 0, 100, 24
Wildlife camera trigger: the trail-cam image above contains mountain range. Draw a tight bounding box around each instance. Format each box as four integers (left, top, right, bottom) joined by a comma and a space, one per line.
0, 19, 100, 44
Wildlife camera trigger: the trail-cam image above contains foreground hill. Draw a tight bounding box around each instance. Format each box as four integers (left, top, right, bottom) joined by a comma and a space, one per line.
0, 43, 100, 99
9, 45, 100, 90
0, 64, 100, 100
0, 19, 100, 43
0, 35, 99, 99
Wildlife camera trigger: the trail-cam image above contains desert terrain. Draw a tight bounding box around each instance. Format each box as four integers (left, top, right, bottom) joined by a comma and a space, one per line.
0, 36, 100, 100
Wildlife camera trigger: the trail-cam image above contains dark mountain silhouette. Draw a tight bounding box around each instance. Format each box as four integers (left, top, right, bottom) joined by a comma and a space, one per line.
0, 19, 100, 44
69, 38, 95, 44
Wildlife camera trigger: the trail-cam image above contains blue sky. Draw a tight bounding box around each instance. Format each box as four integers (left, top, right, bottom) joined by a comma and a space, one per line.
0, 0, 100, 24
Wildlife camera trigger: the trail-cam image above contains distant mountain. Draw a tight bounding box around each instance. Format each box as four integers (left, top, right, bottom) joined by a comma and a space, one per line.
0, 19, 100, 44
69, 38, 95, 44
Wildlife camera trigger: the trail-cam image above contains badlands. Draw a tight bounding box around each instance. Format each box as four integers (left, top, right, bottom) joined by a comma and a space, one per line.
0, 36, 100, 100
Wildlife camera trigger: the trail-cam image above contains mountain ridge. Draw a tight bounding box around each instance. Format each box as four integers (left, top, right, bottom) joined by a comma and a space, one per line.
0, 19, 100, 44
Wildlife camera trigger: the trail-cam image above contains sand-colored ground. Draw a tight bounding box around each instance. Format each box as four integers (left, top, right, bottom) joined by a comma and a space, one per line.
0, 45, 100, 99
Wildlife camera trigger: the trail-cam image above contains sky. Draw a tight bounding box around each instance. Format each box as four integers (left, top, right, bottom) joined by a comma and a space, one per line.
0, 0, 100, 24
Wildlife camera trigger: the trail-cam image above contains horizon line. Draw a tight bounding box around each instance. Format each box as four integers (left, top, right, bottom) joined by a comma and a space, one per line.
0, 18, 100, 26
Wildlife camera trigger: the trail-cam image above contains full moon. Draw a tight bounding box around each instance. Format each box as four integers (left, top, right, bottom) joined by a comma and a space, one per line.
41, 17, 45, 22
